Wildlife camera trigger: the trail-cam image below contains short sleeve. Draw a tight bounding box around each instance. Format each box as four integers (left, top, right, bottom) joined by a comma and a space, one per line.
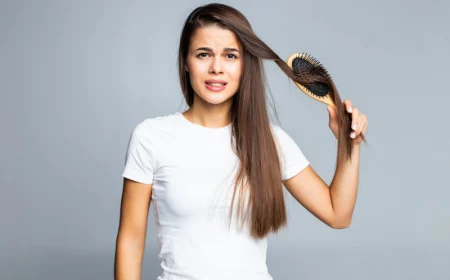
272, 124, 310, 180
121, 120, 156, 184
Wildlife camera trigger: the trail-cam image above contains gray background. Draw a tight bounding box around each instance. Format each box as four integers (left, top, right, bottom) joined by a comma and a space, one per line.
1, 0, 449, 279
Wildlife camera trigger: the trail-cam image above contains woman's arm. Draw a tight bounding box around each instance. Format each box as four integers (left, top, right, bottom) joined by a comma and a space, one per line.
328, 143, 360, 227
282, 144, 360, 229
282, 100, 367, 229
114, 178, 153, 280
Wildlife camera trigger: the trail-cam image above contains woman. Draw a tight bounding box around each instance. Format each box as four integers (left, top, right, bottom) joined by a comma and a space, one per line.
114, 3, 368, 280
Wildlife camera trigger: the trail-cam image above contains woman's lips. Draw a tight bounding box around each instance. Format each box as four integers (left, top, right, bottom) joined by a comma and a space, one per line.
205, 82, 226, 92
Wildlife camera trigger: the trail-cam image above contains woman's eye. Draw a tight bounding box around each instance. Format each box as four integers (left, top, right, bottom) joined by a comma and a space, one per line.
197, 53, 238, 59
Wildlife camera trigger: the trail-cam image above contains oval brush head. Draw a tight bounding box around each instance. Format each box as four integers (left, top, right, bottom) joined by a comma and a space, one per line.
286, 53, 336, 109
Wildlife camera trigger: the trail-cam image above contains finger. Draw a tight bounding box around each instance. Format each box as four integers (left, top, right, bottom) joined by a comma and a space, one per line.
328, 105, 337, 120
355, 117, 368, 138
352, 115, 361, 136
349, 109, 361, 139
351, 113, 360, 132
358, 114, 367, 135
355, 123, 367, 141
354, 113, 364, 135
344, 100, 353, 113
356, 114, 364, 135
360, 117, 368, 135
351, 108, 360, 131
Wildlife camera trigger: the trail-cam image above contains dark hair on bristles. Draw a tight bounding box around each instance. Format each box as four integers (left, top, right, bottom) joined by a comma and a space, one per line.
291, 53, 368, 160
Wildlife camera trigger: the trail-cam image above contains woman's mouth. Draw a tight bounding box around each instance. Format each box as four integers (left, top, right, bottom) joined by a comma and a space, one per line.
205, 81, 227, 92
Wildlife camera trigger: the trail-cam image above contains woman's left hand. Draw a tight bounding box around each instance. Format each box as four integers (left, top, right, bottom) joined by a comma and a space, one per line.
327, 99, 368, 145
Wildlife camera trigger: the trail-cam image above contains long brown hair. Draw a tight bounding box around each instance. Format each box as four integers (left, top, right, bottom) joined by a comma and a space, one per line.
177, 3, 349, 239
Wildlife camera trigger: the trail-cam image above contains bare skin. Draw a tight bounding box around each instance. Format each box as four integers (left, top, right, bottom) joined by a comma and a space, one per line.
114, 178, 152, 280
182, 25, 242, 128
283, 100, 368, 229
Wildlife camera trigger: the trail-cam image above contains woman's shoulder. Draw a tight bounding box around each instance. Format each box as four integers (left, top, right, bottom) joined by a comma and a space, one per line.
268, 122, 285, 137
133, 111, 179, 126
146, 111, 180, 124
131, 111, 182, 137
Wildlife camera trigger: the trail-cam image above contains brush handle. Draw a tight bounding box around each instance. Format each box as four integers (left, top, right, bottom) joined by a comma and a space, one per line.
292, 80, 336, 109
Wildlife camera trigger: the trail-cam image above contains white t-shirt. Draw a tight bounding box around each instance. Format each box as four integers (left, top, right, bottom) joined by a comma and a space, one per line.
122, 111, 309, 280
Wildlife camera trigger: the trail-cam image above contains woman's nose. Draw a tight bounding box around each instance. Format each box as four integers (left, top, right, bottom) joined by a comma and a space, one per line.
209, 57, 224, 74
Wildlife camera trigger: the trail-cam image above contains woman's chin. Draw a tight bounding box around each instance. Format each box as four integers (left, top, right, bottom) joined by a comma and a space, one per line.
199, 92, 234, 105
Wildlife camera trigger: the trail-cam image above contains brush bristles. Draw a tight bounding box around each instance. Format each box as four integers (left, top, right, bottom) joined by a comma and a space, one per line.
289, 52, 367, 160
291, 53, 332, 98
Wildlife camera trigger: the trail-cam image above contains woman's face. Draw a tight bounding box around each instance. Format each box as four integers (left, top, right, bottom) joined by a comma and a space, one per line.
186, 25, 242, 107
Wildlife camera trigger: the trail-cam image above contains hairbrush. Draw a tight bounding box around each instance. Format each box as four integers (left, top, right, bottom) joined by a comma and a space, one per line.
286, 52, 337, 109
286, 52, 367, 158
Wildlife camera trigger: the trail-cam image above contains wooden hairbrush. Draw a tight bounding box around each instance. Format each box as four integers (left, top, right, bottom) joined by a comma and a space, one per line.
286, 52, 367, 158
286, 52, 336, 109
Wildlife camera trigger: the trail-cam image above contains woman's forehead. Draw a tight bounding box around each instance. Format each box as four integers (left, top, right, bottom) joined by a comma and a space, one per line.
190, 26, 240, 51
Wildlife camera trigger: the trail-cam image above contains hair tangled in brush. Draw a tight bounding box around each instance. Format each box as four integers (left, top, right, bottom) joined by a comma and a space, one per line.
290, 53, 367, 160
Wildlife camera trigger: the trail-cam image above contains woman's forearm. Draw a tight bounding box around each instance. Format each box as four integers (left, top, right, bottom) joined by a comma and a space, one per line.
329, 143, 361, 228
114, 237, 146, 280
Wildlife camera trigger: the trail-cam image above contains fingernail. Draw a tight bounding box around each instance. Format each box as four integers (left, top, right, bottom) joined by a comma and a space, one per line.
352, 123, 357, 130
350, 132, 356, 138
348, 107, 353, 113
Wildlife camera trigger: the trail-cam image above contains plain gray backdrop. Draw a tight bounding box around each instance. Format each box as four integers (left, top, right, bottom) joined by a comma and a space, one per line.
1, 0, 449, 279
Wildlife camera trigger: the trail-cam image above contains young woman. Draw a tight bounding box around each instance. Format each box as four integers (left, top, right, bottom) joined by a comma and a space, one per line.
114, 3, 368, 280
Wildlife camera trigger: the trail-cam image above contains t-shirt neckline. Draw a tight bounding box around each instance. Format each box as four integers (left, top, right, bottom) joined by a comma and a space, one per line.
176, 111, 232, 132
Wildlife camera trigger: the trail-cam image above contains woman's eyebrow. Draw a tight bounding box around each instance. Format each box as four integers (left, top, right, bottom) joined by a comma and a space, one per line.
195, 47, 240, 53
